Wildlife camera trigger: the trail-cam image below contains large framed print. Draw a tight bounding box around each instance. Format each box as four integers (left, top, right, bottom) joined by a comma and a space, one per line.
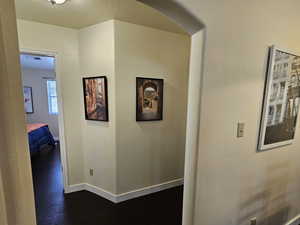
136, 77, 164, 121
258, 46, 300, 151
23, 86, 34, 114
83, 76, 109, 121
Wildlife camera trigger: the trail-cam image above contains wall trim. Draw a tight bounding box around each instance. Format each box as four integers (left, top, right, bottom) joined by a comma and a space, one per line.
285, 214, 300, 225
65, 178, 184, 203
53, 136, 60, 142
116, 178, 184, 203
85, 183, 118, 203
64, 183, 85, 194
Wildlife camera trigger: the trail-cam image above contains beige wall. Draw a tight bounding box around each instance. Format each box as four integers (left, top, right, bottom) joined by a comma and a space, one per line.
114, 20, 190, 194
16, 18, 190, 196
5, 0, 300, 224
0, 0, 36, 224
17, 20, 84, 185
166, 0, 300, 224
21, 67, 59, 138
79, 20, 117, 193
79, 20, 190, 194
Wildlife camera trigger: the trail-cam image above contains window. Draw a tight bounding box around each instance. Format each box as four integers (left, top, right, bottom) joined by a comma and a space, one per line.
47, 80, 58, 114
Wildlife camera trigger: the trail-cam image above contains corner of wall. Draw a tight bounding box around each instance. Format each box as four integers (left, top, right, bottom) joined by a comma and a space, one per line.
111, 18, 118, 195
69, 18, 190, 200
113, 20, 190, 195
78, 19, 118, 195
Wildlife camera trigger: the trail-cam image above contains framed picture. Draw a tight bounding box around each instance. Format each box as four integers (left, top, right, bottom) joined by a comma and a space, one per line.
23, 86, 34, 114
136, 77, 164, 121
258, 46, 300, 151
83, 76, 109, 121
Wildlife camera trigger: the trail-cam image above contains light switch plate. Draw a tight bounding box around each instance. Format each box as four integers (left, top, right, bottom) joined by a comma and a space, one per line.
237, 122, 245, 138
250, 217, 256, 225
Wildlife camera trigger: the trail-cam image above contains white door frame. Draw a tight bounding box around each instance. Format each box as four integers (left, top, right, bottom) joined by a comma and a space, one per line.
20, 48, 69, 191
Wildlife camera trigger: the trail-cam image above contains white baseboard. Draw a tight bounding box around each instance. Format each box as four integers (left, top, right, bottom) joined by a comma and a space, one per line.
85, 183, 118, 203
53, 136, 59, 142
65, 178, 184, 203
116, 178, 184, 203
64, 183, 85, 194
285, 214, 300, 225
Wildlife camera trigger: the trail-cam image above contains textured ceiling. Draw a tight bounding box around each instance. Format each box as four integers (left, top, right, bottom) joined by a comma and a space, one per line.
15, 0, 187, 34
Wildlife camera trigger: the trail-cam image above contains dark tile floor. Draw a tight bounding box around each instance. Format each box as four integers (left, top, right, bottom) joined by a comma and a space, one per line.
31, 144, 184, 225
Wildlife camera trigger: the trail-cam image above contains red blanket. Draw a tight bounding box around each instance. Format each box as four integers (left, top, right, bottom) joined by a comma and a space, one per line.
27, 123, 48, 133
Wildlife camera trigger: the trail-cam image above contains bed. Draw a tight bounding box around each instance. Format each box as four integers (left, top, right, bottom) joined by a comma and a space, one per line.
27, 123, 55, 156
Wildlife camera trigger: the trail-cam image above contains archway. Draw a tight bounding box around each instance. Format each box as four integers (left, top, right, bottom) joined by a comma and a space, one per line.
137, 1, 206, 225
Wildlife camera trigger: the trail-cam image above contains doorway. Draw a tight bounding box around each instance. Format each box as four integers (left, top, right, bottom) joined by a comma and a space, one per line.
20, 52, 69, 225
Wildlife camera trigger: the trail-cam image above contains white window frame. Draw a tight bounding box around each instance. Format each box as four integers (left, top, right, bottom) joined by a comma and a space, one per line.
46, 79, 58, 115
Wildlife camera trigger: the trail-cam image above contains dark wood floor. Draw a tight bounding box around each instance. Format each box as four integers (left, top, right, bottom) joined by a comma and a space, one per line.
31, 144, 184, 225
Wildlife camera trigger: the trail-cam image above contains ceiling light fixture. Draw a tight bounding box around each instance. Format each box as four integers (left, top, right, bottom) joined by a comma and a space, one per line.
48, 0, 68, 5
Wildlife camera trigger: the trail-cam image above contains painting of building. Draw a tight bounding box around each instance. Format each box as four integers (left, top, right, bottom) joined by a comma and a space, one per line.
259, 46, 300, 150
83, 76, 109, 121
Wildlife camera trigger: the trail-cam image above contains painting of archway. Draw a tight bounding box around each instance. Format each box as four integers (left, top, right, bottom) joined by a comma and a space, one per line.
136, 77, 164, 121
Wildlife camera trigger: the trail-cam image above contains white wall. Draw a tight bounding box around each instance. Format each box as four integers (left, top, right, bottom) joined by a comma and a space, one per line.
78, 20, 190, 195
182, 30, 205, 225
114, 20, 190, 194
21, 67, 59, 139
17, 20, 84, 185
17, 18, 190, 198
168, 0, 300, 224
79, 20, 117, 194
10, 1, 300, 225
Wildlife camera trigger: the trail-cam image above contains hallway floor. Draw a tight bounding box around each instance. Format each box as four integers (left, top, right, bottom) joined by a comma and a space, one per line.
31, 145, 184, 225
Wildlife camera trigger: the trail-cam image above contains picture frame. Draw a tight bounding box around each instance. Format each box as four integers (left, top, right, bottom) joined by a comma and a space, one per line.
83, 76, 109, 121
23, 86, 34, 114
258, 46, 300, 151
136, 77, 164, 121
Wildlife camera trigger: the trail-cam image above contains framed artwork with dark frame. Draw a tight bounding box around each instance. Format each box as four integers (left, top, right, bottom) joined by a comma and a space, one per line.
23, 86, 34, 114
83, 76, 109, 121
136, 77, 164, 121
258, 46, 300, 151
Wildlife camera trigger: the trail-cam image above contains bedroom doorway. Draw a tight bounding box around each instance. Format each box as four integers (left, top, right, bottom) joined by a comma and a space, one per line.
20, 52, 68, 225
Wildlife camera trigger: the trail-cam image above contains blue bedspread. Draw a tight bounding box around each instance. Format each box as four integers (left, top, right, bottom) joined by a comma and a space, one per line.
28, 125, 55, 156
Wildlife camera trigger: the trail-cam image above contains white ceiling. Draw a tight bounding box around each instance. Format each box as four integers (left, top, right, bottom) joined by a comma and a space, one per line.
20, 54, 55, 70
15, 0, 187, 35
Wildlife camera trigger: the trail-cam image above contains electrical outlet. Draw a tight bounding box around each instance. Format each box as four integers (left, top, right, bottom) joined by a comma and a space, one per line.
250, 217, 256, 225
89, 169, 94, 176
237, 122, 245, 138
